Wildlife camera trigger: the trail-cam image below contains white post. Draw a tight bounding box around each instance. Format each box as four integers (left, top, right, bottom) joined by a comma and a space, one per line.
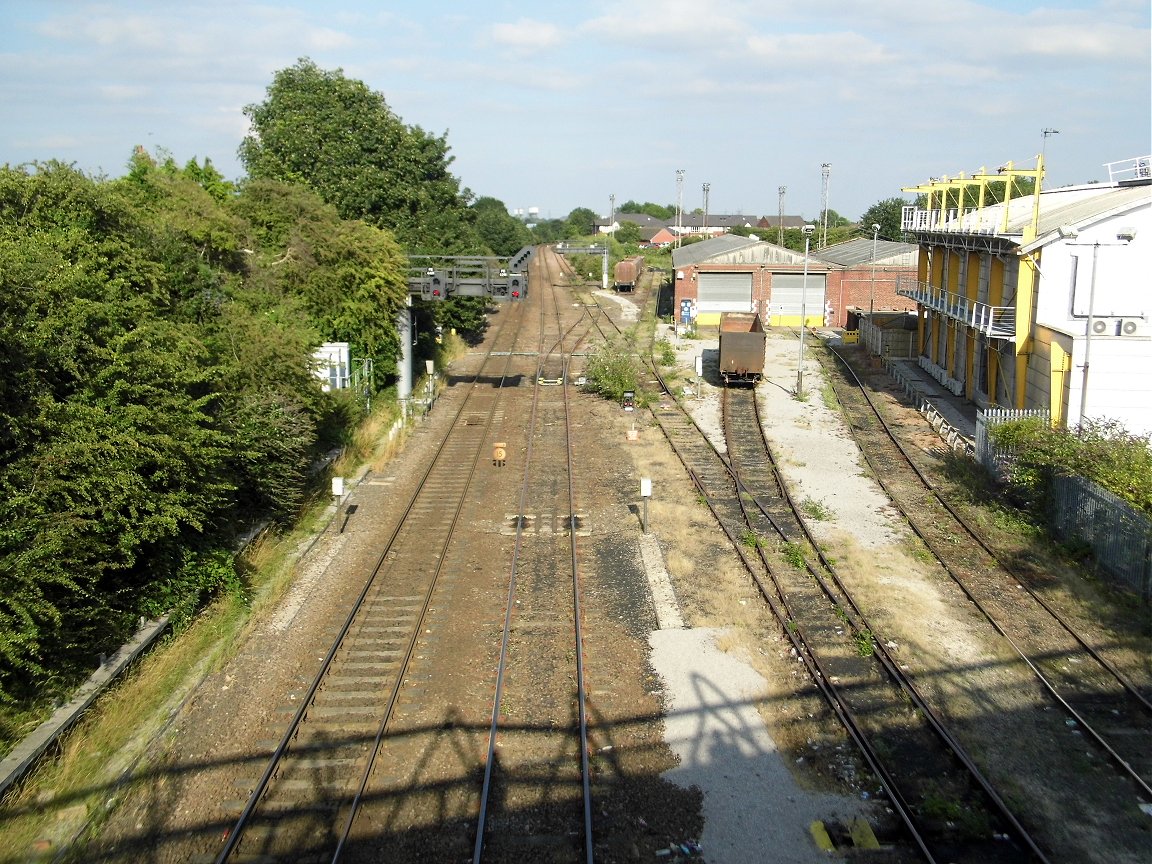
640, 477, 652, 533
1079, 242, 1100, 426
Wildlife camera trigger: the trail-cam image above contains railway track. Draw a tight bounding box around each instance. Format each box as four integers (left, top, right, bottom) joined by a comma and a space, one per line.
211, 246, 624, 863
470, 247, 597, 863
581, 282, 1047, 861
821, 344, 1152, 792
210, 293, 532, 863
655, 381, 1047, 863
200, 245, 681, 864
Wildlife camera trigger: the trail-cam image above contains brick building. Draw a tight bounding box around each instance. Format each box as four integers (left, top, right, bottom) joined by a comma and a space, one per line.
671, 235, 917, 329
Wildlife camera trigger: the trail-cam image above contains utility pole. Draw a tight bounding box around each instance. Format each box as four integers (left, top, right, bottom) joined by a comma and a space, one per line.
777, 185, 786, 246
702, 182, 710, 238
675, 169, 685, 248
819, 163, 831, 249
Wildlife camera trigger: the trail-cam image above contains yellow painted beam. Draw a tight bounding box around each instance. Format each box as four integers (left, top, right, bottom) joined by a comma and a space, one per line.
809, 821, 835, 852
849, 817, 881, 849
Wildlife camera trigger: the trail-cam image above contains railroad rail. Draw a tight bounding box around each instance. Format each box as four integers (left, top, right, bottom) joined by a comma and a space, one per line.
212, 296, 531, 863
576, 275, 1046, 860
471, 246, 597, 862
653, 379, 1046, 862
821, 343, 1152, 795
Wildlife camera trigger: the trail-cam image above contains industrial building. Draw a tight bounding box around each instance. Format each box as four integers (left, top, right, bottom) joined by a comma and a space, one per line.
899, 155, 1151, 435
670, 234, 918, 329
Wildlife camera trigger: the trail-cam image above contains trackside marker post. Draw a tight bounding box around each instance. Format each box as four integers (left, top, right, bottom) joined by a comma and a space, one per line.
640, 477, 652, 533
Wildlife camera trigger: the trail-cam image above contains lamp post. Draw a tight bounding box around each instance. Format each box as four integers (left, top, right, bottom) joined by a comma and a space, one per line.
702, 182, 710, 237
796, 224, 815, 394
869, 223, 880, 315
777, 186, 786, 246
675, 169, 685, 248
1058, 226, 1137, 427
819, 163, 831, 249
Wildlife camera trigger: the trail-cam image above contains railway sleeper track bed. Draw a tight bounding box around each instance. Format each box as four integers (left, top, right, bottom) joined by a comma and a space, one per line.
644, 384, 1046, 863
779, 337, 1151, 861
818, 344, 1152, 786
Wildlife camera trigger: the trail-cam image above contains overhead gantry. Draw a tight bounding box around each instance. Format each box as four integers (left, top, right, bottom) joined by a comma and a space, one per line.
406, 246, 535, 301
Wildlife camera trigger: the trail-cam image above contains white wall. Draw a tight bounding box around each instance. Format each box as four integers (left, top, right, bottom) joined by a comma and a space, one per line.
1034, 204, 1152, 434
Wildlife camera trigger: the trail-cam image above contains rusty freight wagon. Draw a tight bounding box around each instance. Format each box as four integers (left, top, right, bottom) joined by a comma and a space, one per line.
718, 312, 766, 385
612, 255, 645, 291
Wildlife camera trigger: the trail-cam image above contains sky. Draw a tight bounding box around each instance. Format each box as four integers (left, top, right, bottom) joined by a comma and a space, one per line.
2, 1, 1149, 226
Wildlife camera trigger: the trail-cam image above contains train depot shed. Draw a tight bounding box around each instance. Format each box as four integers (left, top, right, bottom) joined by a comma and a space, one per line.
672, 235, 917, 330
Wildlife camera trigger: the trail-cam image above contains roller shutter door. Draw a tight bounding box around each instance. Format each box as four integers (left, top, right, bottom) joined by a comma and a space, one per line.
698, 272, 754, 313
769, 273, 827, 325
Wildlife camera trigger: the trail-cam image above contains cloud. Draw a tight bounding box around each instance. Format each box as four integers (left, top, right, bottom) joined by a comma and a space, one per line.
97, 84, 150, 101
488, 18, 564, 52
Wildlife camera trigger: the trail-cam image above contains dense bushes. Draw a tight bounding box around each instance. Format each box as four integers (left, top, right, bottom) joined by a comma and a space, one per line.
0, 57, 538, 710
0, 158, 408, 703
989, 417, 1152, 517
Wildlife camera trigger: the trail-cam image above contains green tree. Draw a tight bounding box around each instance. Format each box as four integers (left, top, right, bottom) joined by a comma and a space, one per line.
615, 221, 643, 244
530, 218, 569, 244
239, 58, 477, 252
0, 160, 379, 701
230, 179, 409, 377
471, 196, 533, 256
619, 200, 675, 220
859, 197, 910, 241
566, 207, 599, 237
816, 209, 851, 229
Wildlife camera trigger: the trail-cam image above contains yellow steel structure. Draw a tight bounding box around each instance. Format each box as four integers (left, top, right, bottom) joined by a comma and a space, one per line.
902, 155, 1046, 409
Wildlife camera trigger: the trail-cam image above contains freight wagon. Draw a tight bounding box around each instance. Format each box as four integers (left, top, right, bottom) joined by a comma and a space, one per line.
718, 312, 766, 385
612, 255, 645, 292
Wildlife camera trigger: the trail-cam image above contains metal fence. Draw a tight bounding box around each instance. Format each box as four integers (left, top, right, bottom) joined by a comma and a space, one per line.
978, 408, 1152, 603
1051, 475, 1152, 602
975, 408, 1048, 481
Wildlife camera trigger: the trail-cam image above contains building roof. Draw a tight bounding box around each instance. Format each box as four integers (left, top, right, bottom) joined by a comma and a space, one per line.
812, 238, 919, 267
671, 234, 824, 268
918, 181, 1150, 248
757, 215, 810, 229
679, 213, 760, 229
614, 212, 668, 226
1019, 184, 1151, 253
671, 234, 761, 267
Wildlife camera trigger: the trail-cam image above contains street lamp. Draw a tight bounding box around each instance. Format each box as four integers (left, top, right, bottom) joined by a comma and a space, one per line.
1058, 225, 1137, 426
820, 163, 831, 249
702, 182, 710, 237
869, 223, 880, 315
796, 224, 816, 394
675, 169, 685, 248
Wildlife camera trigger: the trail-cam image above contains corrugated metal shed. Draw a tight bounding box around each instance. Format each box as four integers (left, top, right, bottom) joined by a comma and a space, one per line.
812, 238, 918, 267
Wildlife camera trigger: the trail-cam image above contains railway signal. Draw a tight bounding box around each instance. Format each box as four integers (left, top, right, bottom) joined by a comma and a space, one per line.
406, 248, 534, 302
